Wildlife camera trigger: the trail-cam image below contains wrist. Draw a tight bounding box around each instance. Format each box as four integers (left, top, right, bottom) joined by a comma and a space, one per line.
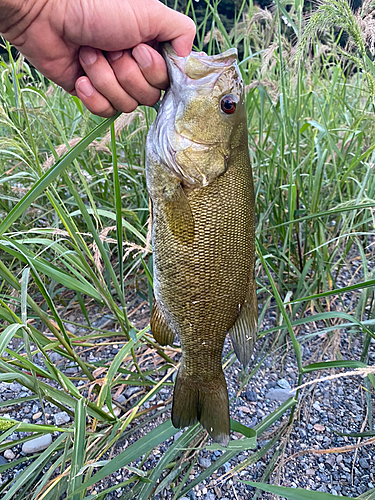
0, 0, 48, 41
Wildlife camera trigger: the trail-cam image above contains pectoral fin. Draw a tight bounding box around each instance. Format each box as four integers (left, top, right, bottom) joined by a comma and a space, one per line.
163, 183, 194, 245
150, 301, 175, 346
229, 280, 258, 366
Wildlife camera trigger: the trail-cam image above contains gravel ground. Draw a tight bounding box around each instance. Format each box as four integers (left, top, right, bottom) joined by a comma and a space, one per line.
1, 264, 375, 499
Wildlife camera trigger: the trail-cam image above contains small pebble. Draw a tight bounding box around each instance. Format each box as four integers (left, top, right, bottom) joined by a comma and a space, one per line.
0, 455, 8, 465
325, 456, 336, 467
4, 450, 15, 460
9, 382, 22, 393
22, 434, 52, 454
277, 378, 291, 389
54, 412, 70, 426
32, 412, 42, 421
265, 388, 296, 403
115, 395, 126, 405
244, 390, 257, 402
199, 457, 212, 469
359, 458, 370, 469
103, 405, 121, 417
125, 386, 139, 398
174, 430, 184, 442
312, 401, 321, 411
223, 462, 231, 473
314, 424, 325, 432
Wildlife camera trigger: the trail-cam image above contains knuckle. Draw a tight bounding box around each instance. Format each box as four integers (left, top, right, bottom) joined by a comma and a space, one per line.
85, 102, 116, 117
141, 91, 161, 107
119, 101, 138, 114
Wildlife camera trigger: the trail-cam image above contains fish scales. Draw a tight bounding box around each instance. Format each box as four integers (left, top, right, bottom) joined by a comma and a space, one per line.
146, 44, 257, 446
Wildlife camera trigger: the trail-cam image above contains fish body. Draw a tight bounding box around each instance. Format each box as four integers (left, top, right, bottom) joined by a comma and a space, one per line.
146, 45, 257, 446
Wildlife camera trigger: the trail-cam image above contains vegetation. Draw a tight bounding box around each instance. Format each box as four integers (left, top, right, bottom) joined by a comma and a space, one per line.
1, 0, 375, 498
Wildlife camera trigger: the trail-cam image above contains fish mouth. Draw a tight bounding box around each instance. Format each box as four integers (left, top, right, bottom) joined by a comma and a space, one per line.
162, 43, 238, 81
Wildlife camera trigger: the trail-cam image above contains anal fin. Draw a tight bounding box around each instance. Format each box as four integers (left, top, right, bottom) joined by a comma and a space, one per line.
150, 301, 175, 346
229, 280, 258, 366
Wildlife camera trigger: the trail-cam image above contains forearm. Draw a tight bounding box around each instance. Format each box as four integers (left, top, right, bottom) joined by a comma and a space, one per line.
0, 0, 48, 41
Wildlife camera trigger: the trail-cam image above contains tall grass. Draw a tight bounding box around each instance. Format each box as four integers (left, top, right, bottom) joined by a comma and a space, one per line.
0, 0, 375, 498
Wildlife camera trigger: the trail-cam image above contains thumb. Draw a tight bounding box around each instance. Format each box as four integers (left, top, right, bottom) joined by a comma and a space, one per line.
155, 5, 196, 57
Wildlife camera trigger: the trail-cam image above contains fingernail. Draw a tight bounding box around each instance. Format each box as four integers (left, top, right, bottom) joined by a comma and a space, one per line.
133, 45, 152, 69
77, 78, 94, 97
108, 50, 123, 62
80, 47, 97, 65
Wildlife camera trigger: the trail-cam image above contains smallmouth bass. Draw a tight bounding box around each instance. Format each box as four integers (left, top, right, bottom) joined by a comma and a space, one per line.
146, 44, 257, 446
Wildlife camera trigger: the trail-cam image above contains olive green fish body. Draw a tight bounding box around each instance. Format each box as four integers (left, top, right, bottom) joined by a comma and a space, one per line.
146, 45, 257, 446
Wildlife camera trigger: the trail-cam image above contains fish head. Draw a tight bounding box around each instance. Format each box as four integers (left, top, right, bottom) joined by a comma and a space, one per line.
149, 44, 246, 187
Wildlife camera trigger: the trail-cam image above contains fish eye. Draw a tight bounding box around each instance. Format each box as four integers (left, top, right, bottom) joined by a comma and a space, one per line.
220, 95, 237, 115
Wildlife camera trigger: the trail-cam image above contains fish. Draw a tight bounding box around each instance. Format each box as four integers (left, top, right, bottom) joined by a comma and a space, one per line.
145, 44, 257, 446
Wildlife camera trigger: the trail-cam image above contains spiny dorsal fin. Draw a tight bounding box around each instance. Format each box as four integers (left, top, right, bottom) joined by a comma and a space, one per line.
229, 280, 257, 366
150, 301, 176, 346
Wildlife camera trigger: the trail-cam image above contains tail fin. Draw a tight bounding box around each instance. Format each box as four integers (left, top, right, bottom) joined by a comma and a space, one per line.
172, 367, 230, 447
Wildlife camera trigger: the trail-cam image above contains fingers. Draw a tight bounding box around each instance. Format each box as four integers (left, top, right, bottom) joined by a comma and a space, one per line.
76, 76, 117, 117
131, 44, 169, 90
154, 5, 196, 57
108, 45, 167, 102
76, 45, 168, 117
77, 46, 138, 117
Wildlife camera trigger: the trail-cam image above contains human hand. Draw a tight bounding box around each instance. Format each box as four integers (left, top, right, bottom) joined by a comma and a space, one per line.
0, 0, 196, 116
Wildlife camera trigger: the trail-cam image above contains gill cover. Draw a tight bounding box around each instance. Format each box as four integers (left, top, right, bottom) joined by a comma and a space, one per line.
149, 44, 244, 188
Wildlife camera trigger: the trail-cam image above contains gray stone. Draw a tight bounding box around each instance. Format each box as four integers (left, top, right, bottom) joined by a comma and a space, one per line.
277, 378, 291, 389
0, 455, 7, 465
9, 382, 22, 393
359, 458, 370, 469
50, 352, 62, 363
125, 386, 139, 398
312, 401, 322, 411
174, 430, 184, 442
325, 455, 336, 467
22, 434, 52, 454
265, 388, 296, 403
199, 457, 212, 469
357, 485, 367, 495
54, 412, 70, 426
115, 395, 126, 405
245, 390, 257, 402
66, 367, 77, 375
4, 450, 15, 460
249, 417, 258, 428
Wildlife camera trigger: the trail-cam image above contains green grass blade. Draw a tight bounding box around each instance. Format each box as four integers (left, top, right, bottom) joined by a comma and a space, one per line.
243, 482, 353, 499
68, 398, 86, 500
69, 419, 178, 497
0, 323, 24, 353
2, 433, 67, 500
0, 113, 119, 236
